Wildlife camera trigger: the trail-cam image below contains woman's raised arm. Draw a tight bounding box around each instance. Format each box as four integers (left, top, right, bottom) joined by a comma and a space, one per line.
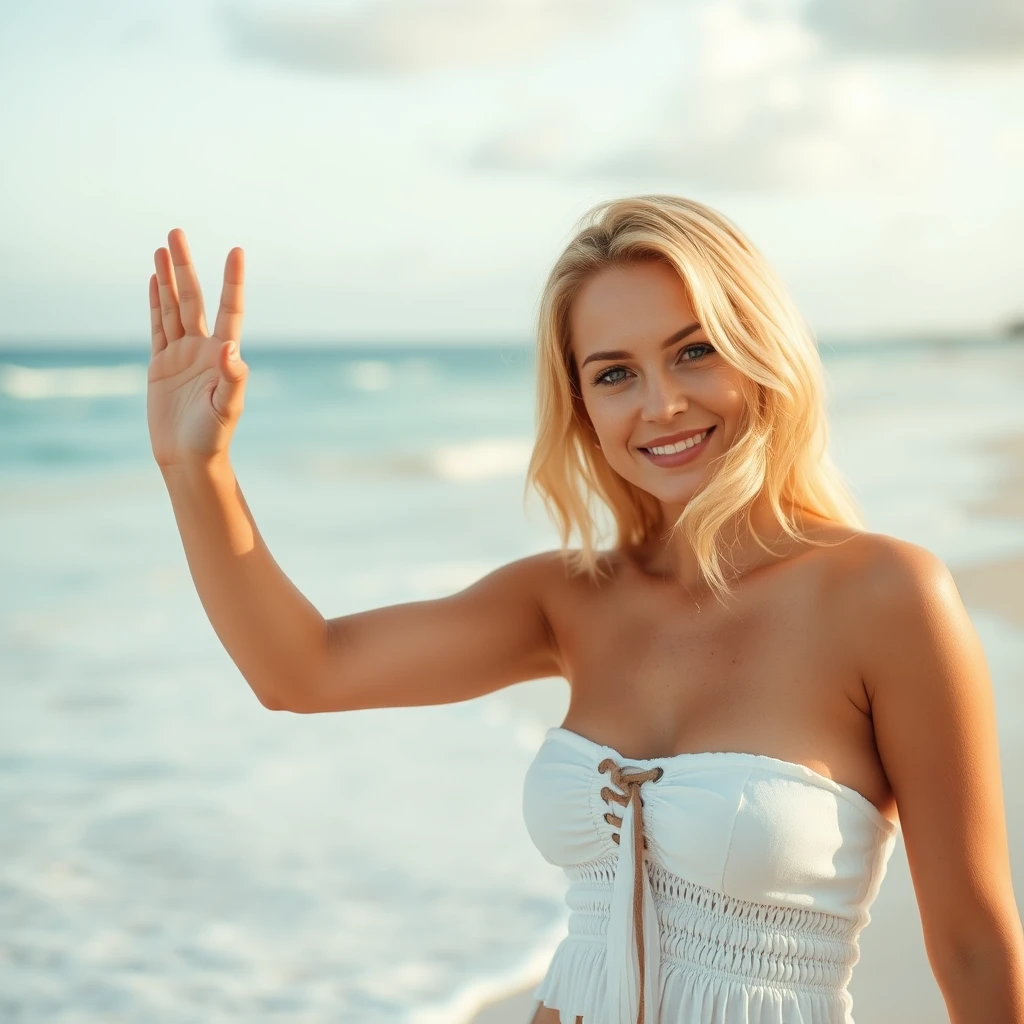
148, 229, 561, 714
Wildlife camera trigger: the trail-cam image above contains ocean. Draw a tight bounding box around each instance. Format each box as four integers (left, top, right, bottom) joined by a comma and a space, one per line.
2, 338, 1024, 1022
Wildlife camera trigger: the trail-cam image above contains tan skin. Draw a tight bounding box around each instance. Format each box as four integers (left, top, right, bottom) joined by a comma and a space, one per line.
149, 235, 1024, 1024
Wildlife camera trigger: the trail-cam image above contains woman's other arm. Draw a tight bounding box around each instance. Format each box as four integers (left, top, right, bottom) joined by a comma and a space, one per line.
855, 536, 1024, 1023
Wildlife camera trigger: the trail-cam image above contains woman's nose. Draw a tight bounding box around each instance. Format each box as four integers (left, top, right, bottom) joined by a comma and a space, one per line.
640, 374, 689, 422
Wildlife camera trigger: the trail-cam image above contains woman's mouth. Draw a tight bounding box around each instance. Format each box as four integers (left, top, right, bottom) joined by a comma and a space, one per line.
638, 426, 715, 467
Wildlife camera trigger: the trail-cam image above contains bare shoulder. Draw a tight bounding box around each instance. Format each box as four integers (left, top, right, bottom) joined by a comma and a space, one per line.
484, 544, 601, 629
821, 529, 955, 615
832, 528, 950, 582
522, 545, 625, 656
501, 546, 591, 605
454, 547, 576, 648
814, 529, 965, 700
522, 545, 622, 594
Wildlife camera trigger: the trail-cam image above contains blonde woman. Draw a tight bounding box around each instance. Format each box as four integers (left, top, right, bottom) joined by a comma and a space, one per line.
147, 196, 1024, 1024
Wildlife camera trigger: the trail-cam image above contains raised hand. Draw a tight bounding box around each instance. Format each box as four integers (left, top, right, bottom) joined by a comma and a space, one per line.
146, 229, 248, 470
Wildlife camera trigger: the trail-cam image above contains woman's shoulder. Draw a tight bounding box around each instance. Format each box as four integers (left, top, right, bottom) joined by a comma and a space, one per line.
817, 527, 956, 635
522, 529, 954, 612
515, 546, 627, 592
503, 547, 641, 629
818, 527, 950, 590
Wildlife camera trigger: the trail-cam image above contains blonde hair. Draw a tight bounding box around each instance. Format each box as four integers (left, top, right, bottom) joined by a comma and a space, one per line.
523, 194, 865, 606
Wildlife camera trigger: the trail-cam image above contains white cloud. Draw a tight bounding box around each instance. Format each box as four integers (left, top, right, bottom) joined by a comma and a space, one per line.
219, 0, 651, 74
465, 109, 577, 172
464, 2, 938, 191
803, 0, 1024, 57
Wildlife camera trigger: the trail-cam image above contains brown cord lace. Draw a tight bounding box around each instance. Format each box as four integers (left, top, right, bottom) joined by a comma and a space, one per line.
598, 757, 664, 1024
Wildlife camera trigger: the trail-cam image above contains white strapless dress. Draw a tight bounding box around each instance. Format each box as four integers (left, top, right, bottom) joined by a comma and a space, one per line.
522, 726, 899, 1024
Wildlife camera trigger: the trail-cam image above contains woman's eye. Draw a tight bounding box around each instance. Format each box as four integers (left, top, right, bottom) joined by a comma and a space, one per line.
680, 342, 714, 361
590, 343, 713, 387
593, 366, 628, 386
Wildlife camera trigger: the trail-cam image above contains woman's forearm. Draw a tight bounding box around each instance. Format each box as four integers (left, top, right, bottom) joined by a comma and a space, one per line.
160, 456, 327, 708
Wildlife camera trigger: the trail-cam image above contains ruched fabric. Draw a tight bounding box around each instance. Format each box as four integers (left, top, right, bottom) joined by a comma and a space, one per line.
523, 727, 900, 1024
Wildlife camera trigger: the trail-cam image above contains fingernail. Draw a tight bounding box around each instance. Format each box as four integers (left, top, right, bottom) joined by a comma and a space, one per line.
228, 344, 238, 360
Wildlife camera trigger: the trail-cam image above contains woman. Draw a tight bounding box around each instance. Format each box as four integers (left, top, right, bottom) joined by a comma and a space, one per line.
147, 195, 1024, 1023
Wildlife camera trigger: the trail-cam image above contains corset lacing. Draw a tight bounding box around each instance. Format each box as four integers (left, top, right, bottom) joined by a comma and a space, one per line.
598, 756, 664, 1024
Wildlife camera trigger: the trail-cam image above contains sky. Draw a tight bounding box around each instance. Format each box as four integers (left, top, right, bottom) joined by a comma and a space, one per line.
1, 0, 1022, 346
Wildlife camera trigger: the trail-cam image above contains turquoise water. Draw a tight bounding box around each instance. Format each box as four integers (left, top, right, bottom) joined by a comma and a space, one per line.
2, 339, 1023, 1022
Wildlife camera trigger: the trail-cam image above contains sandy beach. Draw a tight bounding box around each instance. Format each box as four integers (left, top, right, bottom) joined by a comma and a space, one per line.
951, 432, 1024, 631
466, 427, 1024, 1024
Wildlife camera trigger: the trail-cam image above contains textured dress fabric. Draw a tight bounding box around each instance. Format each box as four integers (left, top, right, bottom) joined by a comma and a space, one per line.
523, 727, 900, 1024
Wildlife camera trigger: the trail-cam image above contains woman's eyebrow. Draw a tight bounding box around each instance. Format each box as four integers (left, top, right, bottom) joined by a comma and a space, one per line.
580, 321, 702, 368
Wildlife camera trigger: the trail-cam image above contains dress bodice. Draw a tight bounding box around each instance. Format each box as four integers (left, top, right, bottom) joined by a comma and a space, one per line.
522, 726, 899, 1024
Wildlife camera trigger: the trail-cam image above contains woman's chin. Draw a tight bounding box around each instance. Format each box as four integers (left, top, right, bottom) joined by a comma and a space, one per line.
634, 485, 701, 515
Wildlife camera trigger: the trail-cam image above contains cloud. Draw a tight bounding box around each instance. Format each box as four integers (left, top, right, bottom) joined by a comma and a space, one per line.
465, 110, 577, 172
474, 79, 928, 193
802, 0, 1024, 57
465, 2, 935, 191
578, 89, 917, 190
587, 68, 932, 191
219, 0, 647, 74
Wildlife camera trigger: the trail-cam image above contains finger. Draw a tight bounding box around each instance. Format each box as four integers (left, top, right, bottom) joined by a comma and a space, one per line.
214, 338, 248, 427
154, 246, 185, 343
213, 247, 245, 344
167, 228, 209, 336
149, 274, 168, 356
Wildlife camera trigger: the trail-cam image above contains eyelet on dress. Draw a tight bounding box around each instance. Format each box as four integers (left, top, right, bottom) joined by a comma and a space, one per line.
610, 834, 648, 849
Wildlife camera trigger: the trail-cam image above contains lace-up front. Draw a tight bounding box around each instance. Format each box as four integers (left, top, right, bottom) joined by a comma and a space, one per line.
523, 727, 900, 1024
598, 757, 665, 1024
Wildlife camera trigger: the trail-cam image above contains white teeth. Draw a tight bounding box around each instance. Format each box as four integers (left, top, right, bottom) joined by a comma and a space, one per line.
648, 430, 709, 455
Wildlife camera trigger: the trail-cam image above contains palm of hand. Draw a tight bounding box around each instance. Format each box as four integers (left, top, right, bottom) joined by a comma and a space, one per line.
147, 229, 246, 469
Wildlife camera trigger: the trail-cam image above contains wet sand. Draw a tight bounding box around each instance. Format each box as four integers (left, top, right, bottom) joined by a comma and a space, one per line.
465, 428, 1024, 1024
949, 432, 1024, 631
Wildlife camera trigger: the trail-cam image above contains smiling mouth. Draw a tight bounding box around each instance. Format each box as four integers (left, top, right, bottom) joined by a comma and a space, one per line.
638, 425, 716, 454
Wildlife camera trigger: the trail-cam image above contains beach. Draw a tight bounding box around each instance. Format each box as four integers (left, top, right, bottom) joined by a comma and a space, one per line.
468, 365, 1024, 1024
3, 342, 1024, 1023
953, 433, 1024, 630
6, 0, 1024, 1015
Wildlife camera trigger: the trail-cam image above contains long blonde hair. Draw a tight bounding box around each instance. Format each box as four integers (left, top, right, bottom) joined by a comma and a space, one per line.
523, 194, 864, 605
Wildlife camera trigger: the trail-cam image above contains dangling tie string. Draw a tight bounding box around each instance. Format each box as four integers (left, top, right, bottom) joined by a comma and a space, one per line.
599, 757, 664, 1024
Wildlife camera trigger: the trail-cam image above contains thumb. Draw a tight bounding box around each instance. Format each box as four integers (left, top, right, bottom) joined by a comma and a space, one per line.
214, 340, 248, 421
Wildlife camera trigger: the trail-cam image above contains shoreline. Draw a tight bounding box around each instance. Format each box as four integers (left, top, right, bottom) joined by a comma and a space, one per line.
464, 986, 542, 1024
949, 432, 1024, 631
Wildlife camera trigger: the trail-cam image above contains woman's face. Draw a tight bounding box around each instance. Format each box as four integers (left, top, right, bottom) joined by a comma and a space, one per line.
569, 259, 748, 519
